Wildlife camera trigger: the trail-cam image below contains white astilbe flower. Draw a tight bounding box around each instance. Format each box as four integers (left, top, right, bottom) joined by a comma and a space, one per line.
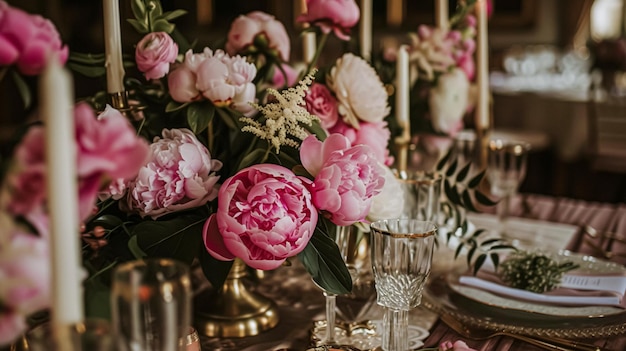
242, 71, 318, 152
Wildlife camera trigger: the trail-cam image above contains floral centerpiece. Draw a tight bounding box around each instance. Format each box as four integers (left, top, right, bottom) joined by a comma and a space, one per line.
0, 0, 506, 346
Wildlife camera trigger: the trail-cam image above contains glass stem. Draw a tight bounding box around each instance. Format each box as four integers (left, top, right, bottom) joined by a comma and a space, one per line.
382, 308, 408, 351
323, 291, 337, 343
498, 192, 512, 237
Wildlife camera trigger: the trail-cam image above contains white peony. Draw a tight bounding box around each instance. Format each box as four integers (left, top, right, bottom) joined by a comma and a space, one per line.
428, 68, 470, 134
367, 165, 405, 222
327, 53, 390, 129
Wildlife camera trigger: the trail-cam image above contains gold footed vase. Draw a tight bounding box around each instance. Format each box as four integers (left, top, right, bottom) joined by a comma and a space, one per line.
195, 258, 279, 338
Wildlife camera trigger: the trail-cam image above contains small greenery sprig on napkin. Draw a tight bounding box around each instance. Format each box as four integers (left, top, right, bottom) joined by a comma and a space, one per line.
498, 251, 579, 293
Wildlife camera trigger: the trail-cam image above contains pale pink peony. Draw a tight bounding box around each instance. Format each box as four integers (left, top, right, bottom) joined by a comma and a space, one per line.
203, 164, 317, 270
304, 83, 339, 129
0, 312, 26, 346
367, 165, 404, 222
439, 340, 477, 351
428, 68, 469, 135
300, 134, 385, 226
127, 128, 222, 219
328, 118, 393, 166
168, 48, 257, 114
0, 1, 68, 75
327, 53, 390, 128
135, 32, 178, 80
298, 0, 360, 41
226, 11, 290, 62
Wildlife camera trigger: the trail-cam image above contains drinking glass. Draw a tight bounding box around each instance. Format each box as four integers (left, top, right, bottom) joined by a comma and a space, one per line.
111, 258, 192, 351
26, 319, 114, 351
370, 219, 436, 351
396, 171, 441, 222
487, 139, 530, 245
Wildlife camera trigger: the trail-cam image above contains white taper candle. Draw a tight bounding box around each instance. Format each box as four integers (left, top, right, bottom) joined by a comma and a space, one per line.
435, 0, 449, 30
359, 0, 372, 61
41, 54, 83, 339
476, 0, 490, 129
103, 0, 125, 93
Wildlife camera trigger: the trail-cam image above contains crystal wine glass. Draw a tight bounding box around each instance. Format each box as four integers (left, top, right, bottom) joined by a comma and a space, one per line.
370, 219, 436, 351
487, 139, 530, 246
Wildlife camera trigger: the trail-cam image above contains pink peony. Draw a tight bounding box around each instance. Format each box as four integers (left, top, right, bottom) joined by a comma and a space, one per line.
203, 164, 317, 270
0, 312, 26, 346
135, 32, 178, 80
439, 340, 477, 351
75, 103, 151, 220
328, 118, 393, 166
0, 1, 68, 75
127, 128, 222, 219
226, 11, 290, 62
271, 63, 298, 89
167, 63, 201, 102
300, 134, 385, 226
298, 0, 360, 41
304, 83, 339, 129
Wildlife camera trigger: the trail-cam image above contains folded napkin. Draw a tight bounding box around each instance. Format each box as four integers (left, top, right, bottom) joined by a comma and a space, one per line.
458, 259, 626, 308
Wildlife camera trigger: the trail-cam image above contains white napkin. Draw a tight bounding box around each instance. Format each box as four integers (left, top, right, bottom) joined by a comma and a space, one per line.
458, 257, 626, 308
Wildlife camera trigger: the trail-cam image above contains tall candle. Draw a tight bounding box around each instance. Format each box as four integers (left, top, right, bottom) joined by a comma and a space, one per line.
395, 45, 409, 126
395, 45, 410, 172
41, 54, 83, 334
475, 0, 490, 129
435, 0, 449, 30
300, 0, 317, 64
103, 0, 125, 93
359, 0, 372, 61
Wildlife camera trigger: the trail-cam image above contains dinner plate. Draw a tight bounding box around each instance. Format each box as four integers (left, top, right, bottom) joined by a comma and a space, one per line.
423, 250, 626, 338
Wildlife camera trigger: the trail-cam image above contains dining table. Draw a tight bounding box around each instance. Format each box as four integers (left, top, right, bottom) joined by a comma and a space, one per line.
193, 192, 626, 351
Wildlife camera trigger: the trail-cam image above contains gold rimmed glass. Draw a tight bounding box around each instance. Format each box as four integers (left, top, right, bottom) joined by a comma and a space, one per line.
370, 219, 436, 351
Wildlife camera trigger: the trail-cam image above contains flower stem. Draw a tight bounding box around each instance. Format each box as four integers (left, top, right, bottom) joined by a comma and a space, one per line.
306, 32, 329, 76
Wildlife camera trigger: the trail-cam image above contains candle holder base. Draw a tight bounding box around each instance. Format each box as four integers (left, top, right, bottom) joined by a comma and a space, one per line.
107, 91, 146, 120
194, 259, 279, 338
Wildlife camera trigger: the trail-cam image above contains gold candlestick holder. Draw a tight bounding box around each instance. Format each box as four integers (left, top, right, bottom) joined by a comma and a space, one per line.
393, 121, 411, 179
107, 91, 146, 120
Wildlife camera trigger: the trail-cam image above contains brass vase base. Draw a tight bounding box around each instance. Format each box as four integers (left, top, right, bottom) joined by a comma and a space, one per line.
194, 259, 279, 338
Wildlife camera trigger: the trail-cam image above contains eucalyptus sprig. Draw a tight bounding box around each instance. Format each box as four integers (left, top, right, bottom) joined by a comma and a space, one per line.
498, 251, 579, 293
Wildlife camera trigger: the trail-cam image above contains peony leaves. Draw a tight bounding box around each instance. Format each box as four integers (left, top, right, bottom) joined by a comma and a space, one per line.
297, 218, 352, 295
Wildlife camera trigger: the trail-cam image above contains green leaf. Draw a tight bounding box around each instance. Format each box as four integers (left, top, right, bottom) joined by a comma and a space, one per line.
297, 223, 352, 295
473, 253, 487, 275
470, 228, 487, 239
11, 71, 31, 109
131, 0, 147, 22
475, 191, 498, 206
455, 162, 471, 183
161, 9, 188, 21
187, 103, 215, 134
127, 235, 147, 259
67, 63, 106, 78
68, 52, 106, 64
490, 252, 500, 269
468, 170, 485, 188
436, 147, 452, 171
479, 238, 502, 246
444, 179, 461, 206
445, 159, 458, 178
166, 100, 188, 112
303, 120, 327, 141
127, 18, 149, 34
454, 243, 464, 259
461, 189, 477, 212
215, 107, 239, 130
152, 18, 175, 34
130, 212, 205, 266
237, 148, 267, 170
198, 248, 233, 289
84, 275, 112, 320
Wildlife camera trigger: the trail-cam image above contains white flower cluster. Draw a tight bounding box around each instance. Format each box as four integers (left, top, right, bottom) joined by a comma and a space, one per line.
242, 71, 319, 152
